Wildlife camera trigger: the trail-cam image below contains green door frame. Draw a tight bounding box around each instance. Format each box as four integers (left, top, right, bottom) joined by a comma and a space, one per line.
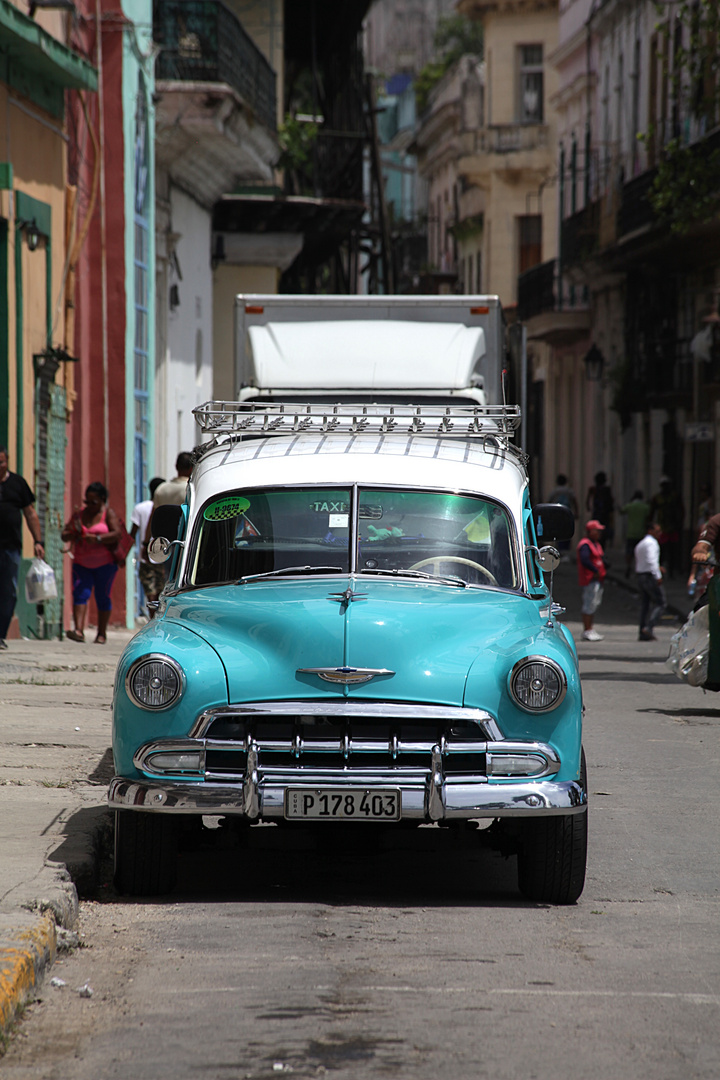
14, 190, 52, 474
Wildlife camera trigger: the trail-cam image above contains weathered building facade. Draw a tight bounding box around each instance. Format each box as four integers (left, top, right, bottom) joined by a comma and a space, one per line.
527, 0, 720, 551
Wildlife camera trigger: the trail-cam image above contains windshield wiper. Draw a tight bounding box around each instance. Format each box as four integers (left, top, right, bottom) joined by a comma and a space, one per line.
358, 568, 466, 588
238, 565, 344, 584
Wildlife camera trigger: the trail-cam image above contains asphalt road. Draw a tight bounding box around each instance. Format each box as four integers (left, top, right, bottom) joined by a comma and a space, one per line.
2, 568, 719, 1080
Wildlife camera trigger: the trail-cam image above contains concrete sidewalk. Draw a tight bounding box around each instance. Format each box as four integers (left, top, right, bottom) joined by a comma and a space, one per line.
0, 628, 135, 1037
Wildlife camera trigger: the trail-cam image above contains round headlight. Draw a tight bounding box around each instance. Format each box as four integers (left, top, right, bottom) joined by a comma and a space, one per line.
509, 657, 567, 712
126, 656, 184, 710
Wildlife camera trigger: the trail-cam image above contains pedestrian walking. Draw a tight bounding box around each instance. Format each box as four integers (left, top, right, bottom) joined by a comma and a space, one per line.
61, 482, 121, 644
585, 471, 615, 547
650, 476, 684, 578
577, 519, 608, 641
547, 473, 578, 558
619, 490, 650, 577
0, 447, 45, 649
130, 476, 165, 618
143, 452, 193, 549
151, 452, 193, 508
634, 522, 666, 641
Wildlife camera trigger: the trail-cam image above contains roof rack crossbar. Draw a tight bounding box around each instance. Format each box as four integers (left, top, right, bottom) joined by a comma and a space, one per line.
192, 401, 522, 441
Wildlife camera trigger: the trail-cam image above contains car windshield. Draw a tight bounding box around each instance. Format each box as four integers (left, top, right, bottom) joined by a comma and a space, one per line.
187, 487, 518, 589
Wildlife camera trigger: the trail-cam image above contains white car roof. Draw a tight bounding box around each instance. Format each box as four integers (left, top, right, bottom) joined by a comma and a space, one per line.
191, 434, 527, 510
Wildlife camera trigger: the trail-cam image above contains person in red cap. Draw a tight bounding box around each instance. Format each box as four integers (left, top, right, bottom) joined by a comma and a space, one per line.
577, 520, 608, 641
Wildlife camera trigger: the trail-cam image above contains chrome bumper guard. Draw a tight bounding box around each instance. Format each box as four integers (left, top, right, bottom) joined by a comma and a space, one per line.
109, 701, 586, 820
108, 770, 587, 821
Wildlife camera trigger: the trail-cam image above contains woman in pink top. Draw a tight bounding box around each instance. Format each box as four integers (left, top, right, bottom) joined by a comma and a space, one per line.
61, 482, 120, 643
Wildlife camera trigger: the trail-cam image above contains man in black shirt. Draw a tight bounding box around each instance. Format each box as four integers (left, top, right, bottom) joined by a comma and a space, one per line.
0, 447, 44, 648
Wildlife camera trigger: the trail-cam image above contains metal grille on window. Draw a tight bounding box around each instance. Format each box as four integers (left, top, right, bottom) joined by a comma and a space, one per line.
519, 45, 543, 124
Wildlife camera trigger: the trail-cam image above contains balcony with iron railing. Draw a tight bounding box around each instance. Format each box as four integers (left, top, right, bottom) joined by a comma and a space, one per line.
459, 123, 549, 158
561, 200, 601, 267
518, 258, 590, 343
153, 0, 277, 132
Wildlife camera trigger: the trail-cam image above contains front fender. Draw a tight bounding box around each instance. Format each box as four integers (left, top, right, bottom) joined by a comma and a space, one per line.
112, 620, 228, 779
464, 621, 583, 783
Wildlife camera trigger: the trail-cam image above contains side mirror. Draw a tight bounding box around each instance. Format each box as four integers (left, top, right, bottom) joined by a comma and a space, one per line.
537, 546, 561, 573
148, 504, 183, 565
532, 503, 575, 543
148, 537, 172, 564
151, 503, 183, 539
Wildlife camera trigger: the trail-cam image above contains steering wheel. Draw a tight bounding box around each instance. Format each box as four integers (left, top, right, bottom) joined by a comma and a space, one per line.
408, 556, 498, 585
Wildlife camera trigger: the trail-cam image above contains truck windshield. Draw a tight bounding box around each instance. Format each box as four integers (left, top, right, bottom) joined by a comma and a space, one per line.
187, 487, 518, 589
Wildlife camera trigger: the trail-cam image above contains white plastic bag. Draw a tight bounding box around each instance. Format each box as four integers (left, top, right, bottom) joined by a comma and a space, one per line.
666, 605, 709, 686
25, 558, 58, 604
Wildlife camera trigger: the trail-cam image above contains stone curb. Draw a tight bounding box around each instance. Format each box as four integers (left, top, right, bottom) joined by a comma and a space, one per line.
0, 912, 57, 1035
0, 834, 95, 1040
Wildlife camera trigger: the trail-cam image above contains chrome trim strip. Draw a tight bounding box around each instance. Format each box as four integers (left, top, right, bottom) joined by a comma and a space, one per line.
425, 745, 445, 821
139, 734, 555, 774
189, 701, 503, 741
108, 776, 587, 819
297, 667, 395, 684
133, 739, 205, 776
243, 744, 259, 818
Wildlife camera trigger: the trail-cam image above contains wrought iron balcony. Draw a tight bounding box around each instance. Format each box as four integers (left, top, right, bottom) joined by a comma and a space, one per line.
617, 168, 658, 237
518, 259, 555, 321
561, 200, 600, 267
518, 258, 590, 343
480, 124, 549, 154
153, 0, 276, 132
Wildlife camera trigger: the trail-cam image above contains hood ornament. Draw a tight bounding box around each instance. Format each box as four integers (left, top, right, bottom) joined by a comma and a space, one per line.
328, 587, 367, 609
298, 666, 394, 685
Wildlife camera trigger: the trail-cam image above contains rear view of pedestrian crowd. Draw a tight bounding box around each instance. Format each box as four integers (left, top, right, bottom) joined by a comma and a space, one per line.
570, 472, 689, 644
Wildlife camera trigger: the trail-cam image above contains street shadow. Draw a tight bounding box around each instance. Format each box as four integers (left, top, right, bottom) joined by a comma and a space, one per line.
580, 670, 677, 684
167, 823, 526, 908
579, 653, 671, 664
88, 747, 115, 784
64, 808, 542, 910
46, 803, 112, 895
636, 707, 720, 720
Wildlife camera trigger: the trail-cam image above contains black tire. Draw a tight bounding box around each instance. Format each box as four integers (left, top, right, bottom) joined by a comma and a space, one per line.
516, 751, 588, 904
114, 811, 178, 896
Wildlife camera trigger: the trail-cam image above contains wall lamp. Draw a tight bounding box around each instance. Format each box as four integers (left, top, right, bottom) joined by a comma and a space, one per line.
583, 343, 605, 382
18, 219, 40, 252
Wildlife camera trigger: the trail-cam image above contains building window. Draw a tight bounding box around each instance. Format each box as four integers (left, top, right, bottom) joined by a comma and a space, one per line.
518, 45, 543, 124
518, 214, 541, 274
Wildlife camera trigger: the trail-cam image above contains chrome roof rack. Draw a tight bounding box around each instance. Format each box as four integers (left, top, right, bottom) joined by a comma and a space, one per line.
192, 401, 522, 441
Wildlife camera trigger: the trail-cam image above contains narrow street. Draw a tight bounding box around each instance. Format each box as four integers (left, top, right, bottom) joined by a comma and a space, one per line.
1, 566, 718, 1079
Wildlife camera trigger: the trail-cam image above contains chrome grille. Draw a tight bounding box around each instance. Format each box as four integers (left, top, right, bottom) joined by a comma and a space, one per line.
191, 701, 500, 780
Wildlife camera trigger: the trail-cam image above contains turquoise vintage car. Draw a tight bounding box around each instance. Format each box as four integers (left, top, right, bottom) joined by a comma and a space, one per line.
110, 403, 586, 901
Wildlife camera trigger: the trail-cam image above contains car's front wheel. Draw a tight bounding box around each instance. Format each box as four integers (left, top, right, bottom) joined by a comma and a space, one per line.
516, 810, 587, 904
114, 810, 178, 896
516, 750, 588, 904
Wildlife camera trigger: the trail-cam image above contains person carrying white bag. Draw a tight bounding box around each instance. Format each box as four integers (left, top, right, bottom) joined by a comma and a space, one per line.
0, 446, 44, 650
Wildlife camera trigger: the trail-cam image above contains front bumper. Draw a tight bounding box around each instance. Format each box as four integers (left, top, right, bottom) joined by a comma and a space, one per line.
108, 771, 587, 820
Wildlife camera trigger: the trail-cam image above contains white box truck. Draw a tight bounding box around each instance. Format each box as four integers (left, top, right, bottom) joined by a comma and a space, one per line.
234, 294, 506, 405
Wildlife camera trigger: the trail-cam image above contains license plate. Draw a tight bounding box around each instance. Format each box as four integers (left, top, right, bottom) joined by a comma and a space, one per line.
284, 788, 401, 821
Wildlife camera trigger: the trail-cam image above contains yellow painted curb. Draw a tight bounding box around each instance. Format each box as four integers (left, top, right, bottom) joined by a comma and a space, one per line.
0, 914, 57, 1031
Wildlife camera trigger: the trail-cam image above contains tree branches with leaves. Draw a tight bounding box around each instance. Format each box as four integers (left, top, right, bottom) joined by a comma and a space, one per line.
415, 15, 484, 114
647, 0, 720, 232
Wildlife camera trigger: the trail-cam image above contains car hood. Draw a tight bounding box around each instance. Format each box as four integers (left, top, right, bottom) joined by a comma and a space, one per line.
163, 577, 549, 708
